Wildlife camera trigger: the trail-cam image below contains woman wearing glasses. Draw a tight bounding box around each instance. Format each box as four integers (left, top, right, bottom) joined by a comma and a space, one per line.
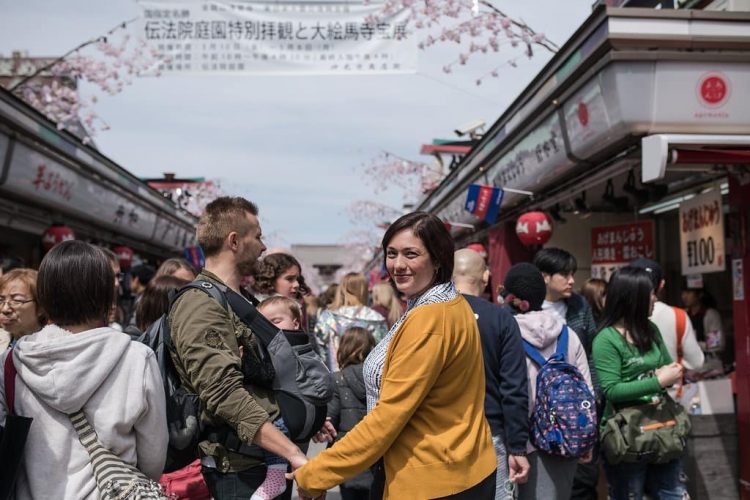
0, 269, 46, 349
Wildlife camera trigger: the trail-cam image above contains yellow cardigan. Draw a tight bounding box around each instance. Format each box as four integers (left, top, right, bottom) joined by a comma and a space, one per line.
296, 295, 496, 499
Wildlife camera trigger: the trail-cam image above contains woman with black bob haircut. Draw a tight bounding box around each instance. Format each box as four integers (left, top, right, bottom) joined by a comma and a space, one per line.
0, 240, 167, 499
592, 266, 686, 499
291, 212, 497, 499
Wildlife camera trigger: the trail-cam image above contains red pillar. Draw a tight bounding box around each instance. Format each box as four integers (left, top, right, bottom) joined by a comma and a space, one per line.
729, 175, 750, 498
487, 221, 534, 303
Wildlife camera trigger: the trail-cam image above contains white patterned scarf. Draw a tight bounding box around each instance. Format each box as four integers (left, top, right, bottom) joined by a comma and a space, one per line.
363, 282, 458, 412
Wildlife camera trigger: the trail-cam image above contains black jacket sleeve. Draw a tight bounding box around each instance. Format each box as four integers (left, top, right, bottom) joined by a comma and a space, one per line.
497, 309, 529, 455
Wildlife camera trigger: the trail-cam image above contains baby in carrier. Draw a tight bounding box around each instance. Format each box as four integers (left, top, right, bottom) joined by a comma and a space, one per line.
250, 295, 309, 500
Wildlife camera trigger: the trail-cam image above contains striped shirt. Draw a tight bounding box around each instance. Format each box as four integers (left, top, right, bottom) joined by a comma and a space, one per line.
363, 282, 458, 412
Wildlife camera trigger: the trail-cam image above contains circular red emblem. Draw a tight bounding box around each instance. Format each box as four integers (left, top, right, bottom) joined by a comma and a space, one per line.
577, 102, 589, 127
697, 73, 730, 108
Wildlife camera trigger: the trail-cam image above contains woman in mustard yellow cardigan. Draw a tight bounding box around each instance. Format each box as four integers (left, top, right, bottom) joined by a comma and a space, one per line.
290, 212, 497, 499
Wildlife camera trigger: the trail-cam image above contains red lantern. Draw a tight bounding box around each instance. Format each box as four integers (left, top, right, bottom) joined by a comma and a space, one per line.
41, 225, 75, 252
515, 212, 553, 246
113, 246, 134, 271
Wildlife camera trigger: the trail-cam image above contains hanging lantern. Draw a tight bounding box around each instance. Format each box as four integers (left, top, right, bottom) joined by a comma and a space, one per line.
515, 212, 553, 246
41, 225, 75, 252
113, 246, 134, 271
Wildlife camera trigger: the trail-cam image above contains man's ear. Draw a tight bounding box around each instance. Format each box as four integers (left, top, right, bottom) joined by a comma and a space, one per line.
542, 273, 551, 286
227, 231, 239, 251
482, 269, 490, 289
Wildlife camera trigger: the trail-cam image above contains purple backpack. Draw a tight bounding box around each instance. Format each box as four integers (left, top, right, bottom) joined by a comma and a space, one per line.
524, 325, 597, 458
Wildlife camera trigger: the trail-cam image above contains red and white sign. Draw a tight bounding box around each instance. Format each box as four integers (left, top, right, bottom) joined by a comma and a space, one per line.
697, 72, 731, 109
591, 220, 655, 280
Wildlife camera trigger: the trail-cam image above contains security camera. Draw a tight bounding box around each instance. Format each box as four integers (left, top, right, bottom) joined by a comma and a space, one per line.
454, 120, 486, 138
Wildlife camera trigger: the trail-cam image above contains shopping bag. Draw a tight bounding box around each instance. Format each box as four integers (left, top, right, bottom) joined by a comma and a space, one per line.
0, 351, 33, 500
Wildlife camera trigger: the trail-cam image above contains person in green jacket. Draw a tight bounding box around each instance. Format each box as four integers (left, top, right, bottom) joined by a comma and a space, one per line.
592, 266, 685, 500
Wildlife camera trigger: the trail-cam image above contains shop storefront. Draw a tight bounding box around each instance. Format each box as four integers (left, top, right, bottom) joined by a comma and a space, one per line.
405, 6, 750, 498
0, 87, 197, 267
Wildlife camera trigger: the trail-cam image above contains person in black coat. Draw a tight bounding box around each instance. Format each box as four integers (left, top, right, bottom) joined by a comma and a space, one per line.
453, 249, 530, 499
326, 326, 377, 500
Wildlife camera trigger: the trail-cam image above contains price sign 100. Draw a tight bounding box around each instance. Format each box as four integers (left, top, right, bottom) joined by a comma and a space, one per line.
686, 237, 715, 268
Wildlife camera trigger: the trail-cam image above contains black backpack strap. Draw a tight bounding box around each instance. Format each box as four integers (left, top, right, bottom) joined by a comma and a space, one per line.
222, 289, 280, 348
164, 279, 229, 353
168, 278, 279, 349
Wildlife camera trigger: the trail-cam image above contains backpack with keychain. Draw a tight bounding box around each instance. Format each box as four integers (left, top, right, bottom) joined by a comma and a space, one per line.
524, 325, 597, 458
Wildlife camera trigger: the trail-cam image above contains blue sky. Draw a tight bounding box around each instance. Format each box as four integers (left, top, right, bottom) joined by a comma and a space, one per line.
0, 0, 594, 247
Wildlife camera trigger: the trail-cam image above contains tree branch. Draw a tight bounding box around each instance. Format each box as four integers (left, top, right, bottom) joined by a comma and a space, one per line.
9, 17, 139, 92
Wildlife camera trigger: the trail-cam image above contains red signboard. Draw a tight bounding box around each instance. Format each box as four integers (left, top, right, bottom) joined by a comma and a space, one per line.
592, 220, 655, 263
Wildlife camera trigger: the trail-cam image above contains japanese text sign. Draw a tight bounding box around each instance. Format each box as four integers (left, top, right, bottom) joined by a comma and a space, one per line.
679, 189, 725, 275
137, 0, 416, 75
591, 220, 655, 280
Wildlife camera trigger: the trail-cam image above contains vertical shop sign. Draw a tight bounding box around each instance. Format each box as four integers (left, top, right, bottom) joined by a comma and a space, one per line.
679, 189, 725, 275
137, 0, 416, 75
591, 221, 655, 280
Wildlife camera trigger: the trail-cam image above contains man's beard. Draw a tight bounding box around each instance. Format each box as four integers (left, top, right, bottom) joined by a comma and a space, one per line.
237, 257, 258, 277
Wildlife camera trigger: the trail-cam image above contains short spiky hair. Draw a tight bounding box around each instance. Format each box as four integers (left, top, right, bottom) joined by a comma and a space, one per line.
197, 197, 258, 257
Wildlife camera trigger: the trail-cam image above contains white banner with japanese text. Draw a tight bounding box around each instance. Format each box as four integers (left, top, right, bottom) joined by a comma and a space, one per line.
679, 189, 726, 275
137, 0, 417, 75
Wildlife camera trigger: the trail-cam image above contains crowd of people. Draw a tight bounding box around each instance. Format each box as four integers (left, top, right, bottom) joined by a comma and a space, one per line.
0, 195, 725, 500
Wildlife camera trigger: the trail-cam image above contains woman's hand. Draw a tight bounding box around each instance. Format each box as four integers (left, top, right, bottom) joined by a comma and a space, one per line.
656, 362, 684, 388
285, 468, 326, 500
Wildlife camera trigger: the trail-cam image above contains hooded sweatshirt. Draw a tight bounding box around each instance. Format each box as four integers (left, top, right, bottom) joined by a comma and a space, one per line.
0, 324, 167, 500
314, 306, 387, 371
515, 310, 593, 454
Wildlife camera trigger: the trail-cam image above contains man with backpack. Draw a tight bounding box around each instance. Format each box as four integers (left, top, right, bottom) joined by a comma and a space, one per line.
532, 247, 600, 500
453, 249, 530, 499
168, 197, 310, 499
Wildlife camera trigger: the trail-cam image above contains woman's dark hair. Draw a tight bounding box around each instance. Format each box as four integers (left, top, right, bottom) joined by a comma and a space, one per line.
381, 211, 455, 284
37, 241, 115, 327
136, 275, 190, 331
599, 266, 657, 353
532, 247, 577, 276
253, 253, 309, 296
337, 326, 377, 369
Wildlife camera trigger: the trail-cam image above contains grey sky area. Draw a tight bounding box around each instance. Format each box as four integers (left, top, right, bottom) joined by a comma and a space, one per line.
0, 0, 594, 246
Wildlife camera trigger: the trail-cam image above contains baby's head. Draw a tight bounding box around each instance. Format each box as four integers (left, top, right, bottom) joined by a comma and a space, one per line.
258, 295, 302, 331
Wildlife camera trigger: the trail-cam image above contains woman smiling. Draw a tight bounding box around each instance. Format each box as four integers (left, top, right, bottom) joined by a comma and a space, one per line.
290, 211, 496, 499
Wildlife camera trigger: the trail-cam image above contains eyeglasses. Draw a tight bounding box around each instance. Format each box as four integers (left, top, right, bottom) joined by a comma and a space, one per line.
0, 298, 34, 308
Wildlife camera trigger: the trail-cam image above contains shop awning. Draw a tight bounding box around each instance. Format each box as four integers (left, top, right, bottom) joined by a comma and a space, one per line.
642, 134, 750, 182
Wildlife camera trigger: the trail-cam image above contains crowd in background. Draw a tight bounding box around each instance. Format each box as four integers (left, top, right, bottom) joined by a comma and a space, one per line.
0, 196, 733, 500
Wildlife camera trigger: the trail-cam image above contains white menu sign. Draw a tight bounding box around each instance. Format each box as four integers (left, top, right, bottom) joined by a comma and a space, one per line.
679, 189, 725, 275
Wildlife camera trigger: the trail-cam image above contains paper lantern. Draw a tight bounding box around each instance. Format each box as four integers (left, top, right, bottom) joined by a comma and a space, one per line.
41, 225, 75, 252
113, 246, 134, 271
515, 212, 553, 246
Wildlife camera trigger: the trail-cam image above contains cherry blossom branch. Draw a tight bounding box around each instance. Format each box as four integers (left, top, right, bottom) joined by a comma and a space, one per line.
8, 18, 164, 141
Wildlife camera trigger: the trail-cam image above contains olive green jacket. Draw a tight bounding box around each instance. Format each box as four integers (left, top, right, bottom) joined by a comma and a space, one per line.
169, 270, 280, 472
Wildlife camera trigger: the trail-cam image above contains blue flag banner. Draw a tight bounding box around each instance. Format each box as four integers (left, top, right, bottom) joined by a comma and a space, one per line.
465, 184, 504, 224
